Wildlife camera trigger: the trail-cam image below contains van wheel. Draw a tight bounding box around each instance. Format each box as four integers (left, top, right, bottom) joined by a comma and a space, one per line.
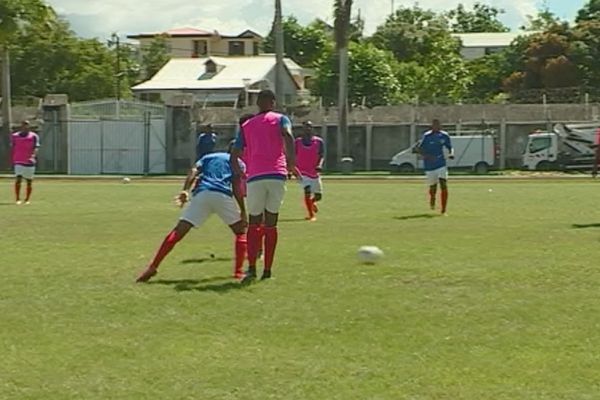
474, 162, 489, 174
398, 163, 415, 173
536, 161, 552, 171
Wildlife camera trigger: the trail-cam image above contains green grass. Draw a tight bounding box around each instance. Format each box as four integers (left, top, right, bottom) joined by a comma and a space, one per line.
1, 179, 600, 399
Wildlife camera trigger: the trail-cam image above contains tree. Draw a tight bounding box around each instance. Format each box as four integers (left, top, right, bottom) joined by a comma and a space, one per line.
576, 0, 600, 22
446, 3, 509, 33
313, 42, 399, 107
334, 0, 352, 159
263, 16, 329, 66
141, 35, 170, 80
464, 53, 509, 102
522, 4, 561, 31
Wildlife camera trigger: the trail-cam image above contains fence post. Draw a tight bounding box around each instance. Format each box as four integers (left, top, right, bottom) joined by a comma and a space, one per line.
500, 118, 507, 170
321, 116, 328, 171
410, 104, 417, 144
366, 117, 373, 171
143, 111, 151, 175
42, 94, 69, 174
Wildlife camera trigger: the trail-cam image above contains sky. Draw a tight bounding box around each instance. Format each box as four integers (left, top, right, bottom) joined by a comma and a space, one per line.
45, 0, 587, 40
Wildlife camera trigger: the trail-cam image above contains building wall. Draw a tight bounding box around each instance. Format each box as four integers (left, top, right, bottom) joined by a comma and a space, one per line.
135, 37, 259, 58
460, 47, 487, 60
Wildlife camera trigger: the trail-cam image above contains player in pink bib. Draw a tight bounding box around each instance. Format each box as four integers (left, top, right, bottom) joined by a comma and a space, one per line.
231, 90, 298, 282
11, 121, 40, 205
295, 121, 324, 221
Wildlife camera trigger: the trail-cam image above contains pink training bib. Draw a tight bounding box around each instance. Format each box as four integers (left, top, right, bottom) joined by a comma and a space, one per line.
295, 137, 323, 179
11, 131, 39, 166
241, 112, 288, 181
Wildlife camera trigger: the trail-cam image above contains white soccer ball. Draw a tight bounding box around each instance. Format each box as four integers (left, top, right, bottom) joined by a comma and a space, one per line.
357, 246, 384, 264
122, 177, 131, 184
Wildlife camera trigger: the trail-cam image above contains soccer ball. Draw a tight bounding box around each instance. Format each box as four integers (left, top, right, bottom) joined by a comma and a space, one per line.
357, 246, 384, 264
122, 177, 131, 184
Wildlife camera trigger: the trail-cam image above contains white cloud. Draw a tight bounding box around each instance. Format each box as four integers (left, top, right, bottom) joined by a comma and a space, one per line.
46, 0, 544, 39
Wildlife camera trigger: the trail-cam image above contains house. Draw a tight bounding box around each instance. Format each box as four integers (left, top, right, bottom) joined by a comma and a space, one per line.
132, 55, 309, 107
452, 32, 537, 60
127, 27, 263, 58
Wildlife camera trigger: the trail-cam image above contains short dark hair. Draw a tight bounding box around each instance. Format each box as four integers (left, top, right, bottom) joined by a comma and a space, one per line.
239, 113, 254, 126
303, 120, 313, 127
257, 89, 276, 102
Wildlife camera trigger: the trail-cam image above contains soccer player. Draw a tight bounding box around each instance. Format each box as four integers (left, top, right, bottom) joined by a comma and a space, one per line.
231, 89, 298, 282
136, 151, 248, 283
196, 124, 217, 161
295, 121, 324, 221
11, 120, 40, 205
416, 119, 454, 215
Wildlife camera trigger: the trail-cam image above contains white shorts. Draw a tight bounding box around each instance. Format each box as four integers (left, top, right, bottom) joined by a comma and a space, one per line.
180, 191, 241, 228
425, 167, 448, 186
247, 179, 286, 216
300, 176, 323, 194
14, 165, 36, 180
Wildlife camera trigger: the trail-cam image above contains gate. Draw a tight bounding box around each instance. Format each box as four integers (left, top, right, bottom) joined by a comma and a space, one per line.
67, 100, 166, 175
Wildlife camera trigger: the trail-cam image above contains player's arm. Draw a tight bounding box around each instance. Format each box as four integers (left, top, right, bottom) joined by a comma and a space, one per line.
230, 131, 245, 177
231, 173, 247, 226
445, 135, 455, 159
176, 166, 200, 207
281, 117, 299, 177
31, 135, 40, 162
316, 140, 325, 172
594, 144, 600, 178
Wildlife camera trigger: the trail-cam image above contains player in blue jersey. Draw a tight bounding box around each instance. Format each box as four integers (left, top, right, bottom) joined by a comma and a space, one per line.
136, 152, 248, 283
196, 124, 217, 160
416, 119, 454, 215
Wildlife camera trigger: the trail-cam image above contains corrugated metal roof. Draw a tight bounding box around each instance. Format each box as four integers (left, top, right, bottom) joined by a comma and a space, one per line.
132, 55, 303, 91
452, 32, 538, 48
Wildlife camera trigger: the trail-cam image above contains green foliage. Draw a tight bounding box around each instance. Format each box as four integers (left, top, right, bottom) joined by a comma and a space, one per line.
263, 16, 329, 67
446, 2, 509, 33
0, 0, 51, 44
464, 53, 509, 102
576, 0, 600, 22
313, 42, 399, 107
522, 6, 561, 31
141, 35, 170, 81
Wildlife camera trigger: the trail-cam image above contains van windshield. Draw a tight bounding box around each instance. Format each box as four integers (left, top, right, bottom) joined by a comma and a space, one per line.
527, 137, 552, 154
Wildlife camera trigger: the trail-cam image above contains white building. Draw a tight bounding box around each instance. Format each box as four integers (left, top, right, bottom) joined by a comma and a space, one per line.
132, 55, 309, 107
452, 32, 538, 60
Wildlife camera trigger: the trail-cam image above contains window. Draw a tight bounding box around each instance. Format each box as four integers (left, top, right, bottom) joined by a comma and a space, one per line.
228, 41, 245, 56
528, 137, 552, 153
485, 47, 503, 56
253, 42, 260, 56
205, 60, 217, 73
193, 40, 208, 57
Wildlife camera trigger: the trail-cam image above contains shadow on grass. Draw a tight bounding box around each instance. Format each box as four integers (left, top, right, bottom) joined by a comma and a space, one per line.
394, 214, 440, 221
572, 223, 600, 229
149, 277, 242, 293
0, 203, 16, 206
180, 257, 232, 265
279, 218, 308, 223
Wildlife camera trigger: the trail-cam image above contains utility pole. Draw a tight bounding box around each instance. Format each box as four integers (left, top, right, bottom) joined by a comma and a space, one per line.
274, 0, 285, 108
1, 46, 12, 138
391, 0, 394, 15
109, 33, 122, 101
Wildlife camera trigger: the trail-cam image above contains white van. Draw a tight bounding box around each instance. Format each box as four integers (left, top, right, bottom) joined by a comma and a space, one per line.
390, 135, 497, 174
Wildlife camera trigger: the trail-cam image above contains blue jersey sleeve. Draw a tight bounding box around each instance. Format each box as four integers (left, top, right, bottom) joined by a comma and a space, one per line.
444, 134, 452, 151
280, 115, 292, 129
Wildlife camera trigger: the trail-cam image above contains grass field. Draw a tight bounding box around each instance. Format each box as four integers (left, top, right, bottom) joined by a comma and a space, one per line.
1, 178, 600, 399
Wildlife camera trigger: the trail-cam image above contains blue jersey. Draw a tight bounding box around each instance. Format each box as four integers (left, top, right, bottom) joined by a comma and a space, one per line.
418, 130, 452, 171
196, 133, 217, 160
192, 153, 245, 197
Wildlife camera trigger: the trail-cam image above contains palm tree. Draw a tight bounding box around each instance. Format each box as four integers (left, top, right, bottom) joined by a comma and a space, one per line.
274, 0, 285, 108
334, 0, 352, 161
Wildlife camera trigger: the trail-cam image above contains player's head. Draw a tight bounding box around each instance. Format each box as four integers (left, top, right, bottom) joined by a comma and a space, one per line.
239, 113, 254, 127
302, 121, 314, 138
205, 123, 214, 132
20, 120, 30, 131
432, 119, 441, 132
257, 89, 276, 113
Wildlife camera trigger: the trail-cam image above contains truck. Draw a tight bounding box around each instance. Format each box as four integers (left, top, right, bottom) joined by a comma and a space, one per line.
522, 123, 600, 171
390, 134, 497, 174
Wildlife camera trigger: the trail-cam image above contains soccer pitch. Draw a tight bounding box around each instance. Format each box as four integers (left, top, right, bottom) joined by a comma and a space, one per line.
1, 178, 599, 399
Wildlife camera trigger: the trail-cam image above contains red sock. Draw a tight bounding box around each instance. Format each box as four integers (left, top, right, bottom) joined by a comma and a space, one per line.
258, 224, 265, 254
304, 195, 314, 218
25, 183, 32, 202
234, 233, 247, 275
429, 187, 437, 208
264, 226, 278, 272
441, 189, 449, 213
247, 224, 261, 267
149, 230, 183, 270
15, 181, 21, 201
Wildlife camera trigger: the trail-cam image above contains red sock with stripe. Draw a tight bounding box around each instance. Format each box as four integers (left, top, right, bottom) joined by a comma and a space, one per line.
234, 233, 247, 276
441, 189, 449, 214
149, 230, 183, 270
15, 181, 21, 201
264, 226, 278, 272
25, 183, 32, 202
247, 224, 261, 267
429, 187, 436, 209
304, 195, 314, 218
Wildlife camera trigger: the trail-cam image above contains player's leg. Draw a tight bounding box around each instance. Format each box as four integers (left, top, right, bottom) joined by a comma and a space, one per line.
303, 183, 314, 220
426, 170, 438, 210
215, 193, 248, 280
439, 178, 449, 215
243, 181, 268, 282
312, 178, 323, 215
14, 174, 23, 205
261, 180, 286, 280
136, 220, 193, 282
